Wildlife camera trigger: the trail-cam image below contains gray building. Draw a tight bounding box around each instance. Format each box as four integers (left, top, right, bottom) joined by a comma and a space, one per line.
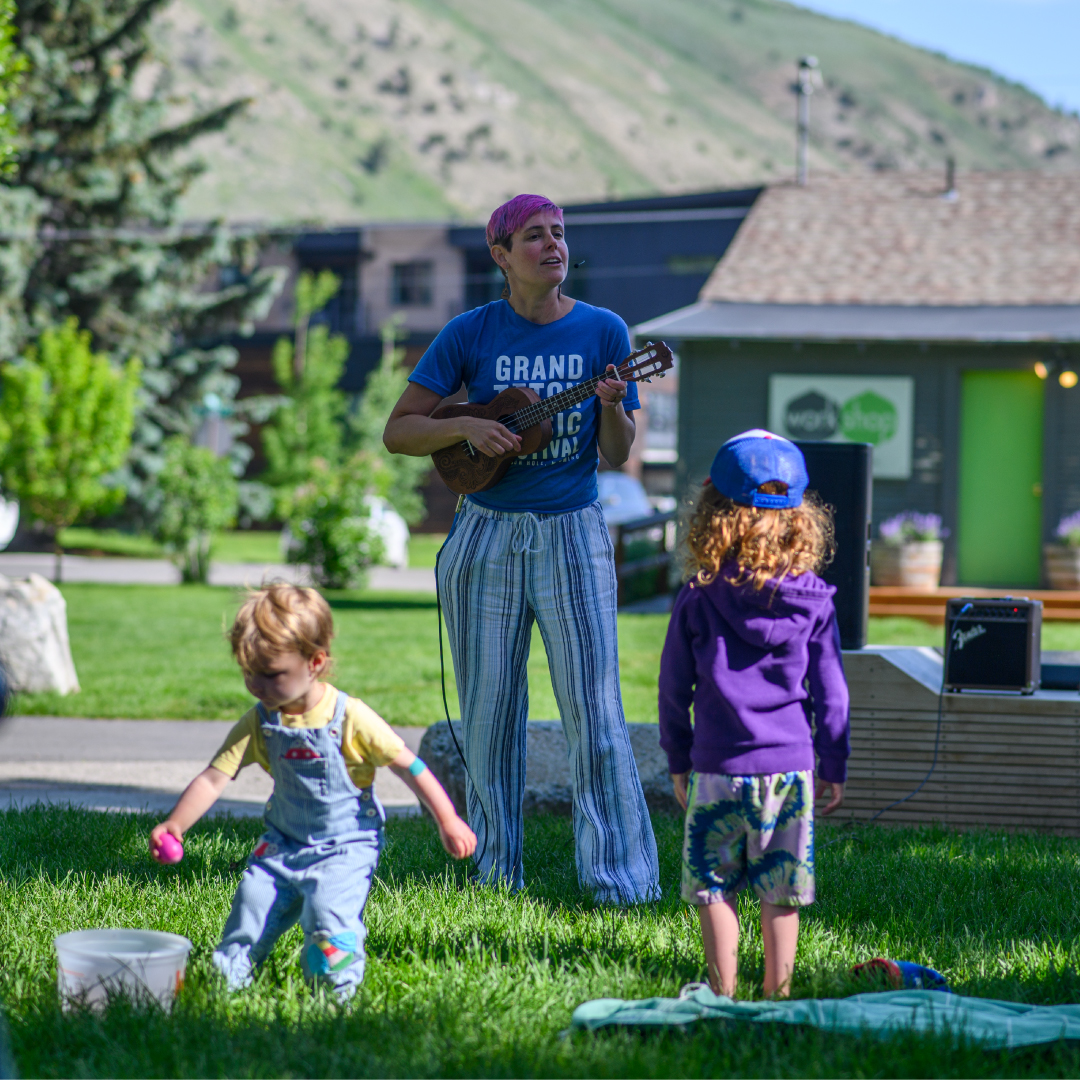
635, 172, 1080, 587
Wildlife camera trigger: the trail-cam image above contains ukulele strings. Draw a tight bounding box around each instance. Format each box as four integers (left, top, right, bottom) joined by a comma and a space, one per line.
458, 373, 606, 455
501, 349, 658, 434
457, 347, 660, 455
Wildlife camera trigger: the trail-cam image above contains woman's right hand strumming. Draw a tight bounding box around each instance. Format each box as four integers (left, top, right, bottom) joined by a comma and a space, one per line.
457, 416, 521, 457
383, 382, 521, 458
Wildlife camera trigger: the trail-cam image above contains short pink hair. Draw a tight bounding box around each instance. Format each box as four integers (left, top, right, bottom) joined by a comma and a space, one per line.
485, 194, 564, 250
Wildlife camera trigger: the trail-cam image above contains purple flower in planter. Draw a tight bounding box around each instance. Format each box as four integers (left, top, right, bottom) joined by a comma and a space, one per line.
1054, 510, 1080, 547
878, 511, 948, 545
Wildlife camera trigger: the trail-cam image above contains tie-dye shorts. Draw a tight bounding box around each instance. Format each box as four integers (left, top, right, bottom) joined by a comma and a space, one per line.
681, 770, 815, 907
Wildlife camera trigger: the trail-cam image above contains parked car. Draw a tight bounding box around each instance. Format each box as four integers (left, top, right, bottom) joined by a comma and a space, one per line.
596, 471, 654, 526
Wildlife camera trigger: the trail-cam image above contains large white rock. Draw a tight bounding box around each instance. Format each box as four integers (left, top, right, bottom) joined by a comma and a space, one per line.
0, 573, 80, 695
418, 719, 678, 817
365, 496, 409, 569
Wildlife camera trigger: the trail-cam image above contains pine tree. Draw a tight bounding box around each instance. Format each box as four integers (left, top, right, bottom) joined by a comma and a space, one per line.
4, 0, 284, 516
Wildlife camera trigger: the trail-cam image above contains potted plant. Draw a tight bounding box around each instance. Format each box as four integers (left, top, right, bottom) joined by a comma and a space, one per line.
1044, 511, 1080, 589
870, 512, 947, 589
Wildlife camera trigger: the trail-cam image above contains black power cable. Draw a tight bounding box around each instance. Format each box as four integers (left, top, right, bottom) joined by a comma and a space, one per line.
861, 603, 974, 822
821, 686, 944, 849
823, 604, 971, 848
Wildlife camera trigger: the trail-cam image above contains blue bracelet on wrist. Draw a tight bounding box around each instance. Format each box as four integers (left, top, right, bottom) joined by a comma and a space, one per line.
408, 758, 427, 777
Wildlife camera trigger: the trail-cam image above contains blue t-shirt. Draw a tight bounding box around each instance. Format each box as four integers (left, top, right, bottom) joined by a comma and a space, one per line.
409, 300, 640, 514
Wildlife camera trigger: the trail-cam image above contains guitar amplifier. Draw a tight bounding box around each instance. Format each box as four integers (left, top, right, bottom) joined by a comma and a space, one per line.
943, 597, 1042, 694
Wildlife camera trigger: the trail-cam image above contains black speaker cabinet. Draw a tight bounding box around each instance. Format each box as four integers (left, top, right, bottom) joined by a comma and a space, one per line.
943, 598, 1042, 694
795, 441, 873, 650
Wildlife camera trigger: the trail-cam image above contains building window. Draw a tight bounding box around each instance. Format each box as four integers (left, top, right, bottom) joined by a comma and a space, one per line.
391, 261, 434, 306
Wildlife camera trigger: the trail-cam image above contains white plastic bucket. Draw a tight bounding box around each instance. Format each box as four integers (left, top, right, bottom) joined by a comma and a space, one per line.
54, 929, 192, 1011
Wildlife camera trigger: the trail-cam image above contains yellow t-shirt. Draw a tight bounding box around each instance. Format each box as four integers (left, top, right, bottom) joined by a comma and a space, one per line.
210, 683, 405, 791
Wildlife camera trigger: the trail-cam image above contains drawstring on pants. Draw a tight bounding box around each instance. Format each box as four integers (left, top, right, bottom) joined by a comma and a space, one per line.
511, 513, 544, 555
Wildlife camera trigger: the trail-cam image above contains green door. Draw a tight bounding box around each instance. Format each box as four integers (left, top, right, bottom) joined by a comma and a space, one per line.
958, 370, 1044, 586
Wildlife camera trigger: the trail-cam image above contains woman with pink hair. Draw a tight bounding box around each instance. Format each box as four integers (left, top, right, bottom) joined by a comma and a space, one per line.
383, 194, 660, 905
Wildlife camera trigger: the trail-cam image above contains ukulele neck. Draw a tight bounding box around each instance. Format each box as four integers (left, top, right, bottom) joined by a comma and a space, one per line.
508, 372, 616, 431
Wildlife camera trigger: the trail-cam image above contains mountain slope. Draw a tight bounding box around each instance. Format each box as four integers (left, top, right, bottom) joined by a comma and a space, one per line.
148, 0, 1080, 223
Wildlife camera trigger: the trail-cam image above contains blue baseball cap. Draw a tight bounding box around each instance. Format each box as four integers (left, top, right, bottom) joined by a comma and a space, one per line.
709, 429, 809, 509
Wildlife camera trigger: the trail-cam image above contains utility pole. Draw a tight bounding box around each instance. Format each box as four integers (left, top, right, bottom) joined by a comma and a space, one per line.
796, 55, 820, 186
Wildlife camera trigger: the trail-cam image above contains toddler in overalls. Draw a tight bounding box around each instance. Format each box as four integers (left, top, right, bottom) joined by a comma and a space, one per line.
150, 583, 475, 998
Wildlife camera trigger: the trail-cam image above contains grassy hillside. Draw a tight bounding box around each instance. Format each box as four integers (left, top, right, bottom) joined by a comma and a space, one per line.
150, 0, 1080, 223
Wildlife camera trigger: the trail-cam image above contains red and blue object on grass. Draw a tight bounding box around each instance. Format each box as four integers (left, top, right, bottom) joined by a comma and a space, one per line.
852, 958, 950, 992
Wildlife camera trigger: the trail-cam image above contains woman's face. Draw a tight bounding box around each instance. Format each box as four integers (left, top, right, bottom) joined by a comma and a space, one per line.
493, 211, 567, 290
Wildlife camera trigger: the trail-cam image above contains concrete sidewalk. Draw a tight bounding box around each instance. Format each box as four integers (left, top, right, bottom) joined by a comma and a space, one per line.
0, 553, 436, 591
0, 716, 425, 818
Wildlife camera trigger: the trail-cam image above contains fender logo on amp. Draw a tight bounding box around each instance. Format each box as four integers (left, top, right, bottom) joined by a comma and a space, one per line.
950, 624, 986, 651
944, 597, 1041, 694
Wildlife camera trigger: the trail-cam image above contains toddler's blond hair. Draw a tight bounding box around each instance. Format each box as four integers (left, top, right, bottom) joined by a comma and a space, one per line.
229, 583, 334, 672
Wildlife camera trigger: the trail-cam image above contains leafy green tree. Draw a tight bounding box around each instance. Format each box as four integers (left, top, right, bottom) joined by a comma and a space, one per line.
0, 1, 36, 359
0, 0, 24, 172
0, 318, 140, 580
262, 270, 349, 494
351, 316, 431, 526
282, 453, 386, 590
148, 436, 238, 584
5, 0, 284, 512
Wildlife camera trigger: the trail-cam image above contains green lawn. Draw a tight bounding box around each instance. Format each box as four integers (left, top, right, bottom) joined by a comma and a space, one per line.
854, 619, 1080, 651
58, 527, 285, 563
54, 527, 442, 570
2, 807, 1080, 1078
407, 533, 446, 569
14, 585, 669, 725
57, 527, 445, 569
17, 583, 1080, 723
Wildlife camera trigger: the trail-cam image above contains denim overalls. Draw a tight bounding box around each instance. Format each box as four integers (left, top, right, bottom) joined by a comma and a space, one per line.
212, 689, 385, 997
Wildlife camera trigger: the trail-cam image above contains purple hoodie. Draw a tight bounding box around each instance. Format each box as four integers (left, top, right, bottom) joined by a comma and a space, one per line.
658, 567, 850, 783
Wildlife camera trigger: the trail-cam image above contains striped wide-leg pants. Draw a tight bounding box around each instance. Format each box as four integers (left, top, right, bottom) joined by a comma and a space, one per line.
438, 499, 660, 904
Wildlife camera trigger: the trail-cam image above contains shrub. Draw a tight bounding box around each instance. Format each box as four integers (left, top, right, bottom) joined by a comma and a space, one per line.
262, 270, 348, 493
149, 437, 238, 583
0, 318, 140, 580
350, 317, 431, 525
282, 454, 386, 589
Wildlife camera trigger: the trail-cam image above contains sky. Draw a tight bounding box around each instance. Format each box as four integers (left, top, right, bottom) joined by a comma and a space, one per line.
793, 0, 1080, 114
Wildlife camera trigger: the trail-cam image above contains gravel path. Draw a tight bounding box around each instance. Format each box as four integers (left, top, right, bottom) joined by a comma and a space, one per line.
0, 716, 425, 818
0, 553, 436, 591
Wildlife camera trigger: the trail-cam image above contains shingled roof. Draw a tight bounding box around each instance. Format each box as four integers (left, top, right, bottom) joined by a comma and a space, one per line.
699, 172, 1080, 307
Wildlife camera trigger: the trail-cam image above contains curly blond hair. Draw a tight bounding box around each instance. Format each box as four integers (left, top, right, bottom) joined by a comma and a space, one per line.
683, 481, 835, 591
229, 582, 334, 673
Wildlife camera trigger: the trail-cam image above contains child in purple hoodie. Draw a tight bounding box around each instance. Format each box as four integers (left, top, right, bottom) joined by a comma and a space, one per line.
659, 429, 850, 1000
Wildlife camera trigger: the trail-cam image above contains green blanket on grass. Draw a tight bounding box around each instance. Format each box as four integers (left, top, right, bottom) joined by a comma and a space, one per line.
571, 985, 1080, 1048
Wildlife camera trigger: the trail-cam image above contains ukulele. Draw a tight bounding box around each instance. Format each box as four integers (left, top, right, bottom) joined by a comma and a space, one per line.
430, 341, 674, 495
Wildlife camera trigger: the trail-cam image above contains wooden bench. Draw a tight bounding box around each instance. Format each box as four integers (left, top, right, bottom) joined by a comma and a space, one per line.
869, 586, 1080, 624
